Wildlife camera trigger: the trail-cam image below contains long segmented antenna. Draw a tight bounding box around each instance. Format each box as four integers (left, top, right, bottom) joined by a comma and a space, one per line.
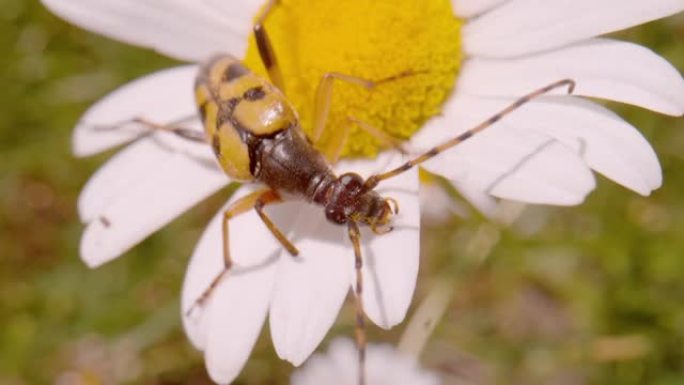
362, 79, 576, 191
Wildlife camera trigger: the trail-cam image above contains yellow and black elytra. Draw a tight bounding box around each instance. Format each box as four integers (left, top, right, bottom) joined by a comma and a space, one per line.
127, 1, 575, 384
195, 55, 304, 182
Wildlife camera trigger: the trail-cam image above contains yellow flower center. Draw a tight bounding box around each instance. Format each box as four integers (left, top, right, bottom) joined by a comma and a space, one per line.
244, 0, 462, 157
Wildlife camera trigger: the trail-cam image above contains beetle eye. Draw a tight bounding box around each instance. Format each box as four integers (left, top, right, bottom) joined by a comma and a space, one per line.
338, 173, 363, 192
325, 207, 347, 224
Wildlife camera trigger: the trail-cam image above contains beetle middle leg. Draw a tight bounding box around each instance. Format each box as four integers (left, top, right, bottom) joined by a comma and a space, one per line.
186, 188, 297, 315
312, 72, 416, 162
317, 116, 407, 165
254, 189, 299, 256
347, 116, 408, 154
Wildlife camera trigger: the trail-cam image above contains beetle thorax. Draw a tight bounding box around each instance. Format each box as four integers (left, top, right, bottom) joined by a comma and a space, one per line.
324, 173, 394, 232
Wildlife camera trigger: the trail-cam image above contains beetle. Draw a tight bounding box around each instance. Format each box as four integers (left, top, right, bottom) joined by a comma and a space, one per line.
129, 1, 574, 383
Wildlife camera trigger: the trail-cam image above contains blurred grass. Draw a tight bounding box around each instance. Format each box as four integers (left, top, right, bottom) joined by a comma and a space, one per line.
1, 2, 683, 384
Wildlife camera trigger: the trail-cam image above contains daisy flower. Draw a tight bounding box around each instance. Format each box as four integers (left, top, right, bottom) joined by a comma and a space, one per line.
291, 338, 441, 385
41, 0, 684, 383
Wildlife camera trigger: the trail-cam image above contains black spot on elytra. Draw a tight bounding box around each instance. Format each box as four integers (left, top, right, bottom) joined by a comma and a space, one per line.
211, 133, 221, 156
216, 98, 240, 127
226, 97, 240, 110
222, 62, 249, 82
243, 86, 266, 101
198, 101, 208, 122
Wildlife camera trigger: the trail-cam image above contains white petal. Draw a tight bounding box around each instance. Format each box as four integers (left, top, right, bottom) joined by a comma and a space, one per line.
464, 0, 684, 58
73, 65, 201, 157
79, 138, 228, 268
203, 267, 274, 385
450, 180, 499, 217
269, 204, 351, 366
419, 182, 468, 223
41, 0, 258, 62
78, 135, 220, 223
336, 154, 420, 329
291, 338, 441, 385
485, 139, 595, 204
499, 96, 663, 194
181, 186, 295, 350
202, 0, 268, 39
414, 93, 661, 203
451, 0, 507, 18
78, 138, 166, 223
458, 38, 684, 116
413, 96, 595, 205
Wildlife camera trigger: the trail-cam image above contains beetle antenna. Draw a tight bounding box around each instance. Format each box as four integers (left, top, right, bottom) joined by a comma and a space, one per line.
362, 79, 576, 191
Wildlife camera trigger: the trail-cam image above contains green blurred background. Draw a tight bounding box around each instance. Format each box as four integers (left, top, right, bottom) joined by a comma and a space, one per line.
1, 1, 684, 384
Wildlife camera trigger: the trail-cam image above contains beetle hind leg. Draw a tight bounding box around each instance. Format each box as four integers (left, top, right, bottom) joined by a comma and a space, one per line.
185, 188, 297, 316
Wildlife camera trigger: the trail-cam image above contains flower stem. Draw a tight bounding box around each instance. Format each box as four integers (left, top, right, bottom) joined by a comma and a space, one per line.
397, 278, 453, 357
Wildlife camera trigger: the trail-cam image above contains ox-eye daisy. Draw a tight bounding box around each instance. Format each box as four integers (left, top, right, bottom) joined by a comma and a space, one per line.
42, 0, 684, 383
291, 338, 440, 385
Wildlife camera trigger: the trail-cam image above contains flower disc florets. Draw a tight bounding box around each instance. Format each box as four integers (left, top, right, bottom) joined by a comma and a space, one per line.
244, 0, 462, 157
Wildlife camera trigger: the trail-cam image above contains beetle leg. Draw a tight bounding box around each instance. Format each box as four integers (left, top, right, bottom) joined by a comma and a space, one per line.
318, 118, 353, 164
347, 116, 408, 154
131, 117, 207, 142
311, 72, 374, 146
347, 221, 367, 385
185, 188, 267, 315
255, 189, 299, 256
311, 71, 418, 157
87, 115, 206, 143
254, 0, 285, 92
186, 188, 297, 315
317, 114, 408, 164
